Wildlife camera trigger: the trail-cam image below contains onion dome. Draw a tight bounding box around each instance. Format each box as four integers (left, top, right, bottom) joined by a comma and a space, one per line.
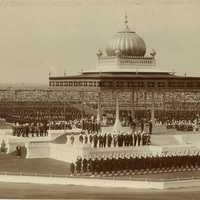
106, 14, 146, 57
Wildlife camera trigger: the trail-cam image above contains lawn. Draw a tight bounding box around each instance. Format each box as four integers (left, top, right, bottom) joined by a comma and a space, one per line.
0, 153, 70, 176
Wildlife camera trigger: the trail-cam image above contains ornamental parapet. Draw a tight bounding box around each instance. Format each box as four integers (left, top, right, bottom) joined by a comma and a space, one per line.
97, 55, 156, 67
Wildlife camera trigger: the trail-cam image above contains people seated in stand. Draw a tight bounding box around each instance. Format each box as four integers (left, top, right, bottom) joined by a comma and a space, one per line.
166, 119, 198, 132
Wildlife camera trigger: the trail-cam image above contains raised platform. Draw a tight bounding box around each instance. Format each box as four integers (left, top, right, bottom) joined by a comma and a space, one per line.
1, 128, 200, 163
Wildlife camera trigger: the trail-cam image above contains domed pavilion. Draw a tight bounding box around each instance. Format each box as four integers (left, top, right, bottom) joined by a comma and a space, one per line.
49, 15, 200, 132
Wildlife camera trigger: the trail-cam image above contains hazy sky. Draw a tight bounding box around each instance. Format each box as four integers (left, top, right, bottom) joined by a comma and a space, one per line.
0, 0, 200, 85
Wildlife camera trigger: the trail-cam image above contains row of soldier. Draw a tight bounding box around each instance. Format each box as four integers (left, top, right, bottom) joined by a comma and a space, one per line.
12, 122, 100, 138
13, 122, 48, 137
71, 151, 200, 174
66, 131, 151, 148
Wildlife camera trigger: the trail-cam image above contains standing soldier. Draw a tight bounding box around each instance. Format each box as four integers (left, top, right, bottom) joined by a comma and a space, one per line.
98, 134, 103, 148
113, 135, 118, 147
141, 131, 145, 145
129, 133, 133, 146
70, 134, 75, 145
93, 133, 98, 148
134, 131, 137, 146
89, 134, 93, 144
87, 157, 92, 173
90, 157, 96, 174
79, 133, 84, 143
82, 157, 88, 173
103, 133, 107, 148
141, 119, 144, 132
70, 162, 75, 175
84, 134, 88, 144
107, 133, 112, 147
137, 131, 141, 146
149, 120, 153, 135
75, 157, 82, 174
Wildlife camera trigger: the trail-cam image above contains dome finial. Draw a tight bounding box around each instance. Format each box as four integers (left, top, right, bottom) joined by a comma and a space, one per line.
124, 12, 129, 29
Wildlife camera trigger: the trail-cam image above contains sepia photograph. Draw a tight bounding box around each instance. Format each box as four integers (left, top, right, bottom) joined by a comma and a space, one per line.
0, 0, 200, 199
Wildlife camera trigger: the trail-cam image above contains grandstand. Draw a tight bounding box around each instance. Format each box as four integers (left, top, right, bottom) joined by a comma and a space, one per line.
0, 88, 199, 124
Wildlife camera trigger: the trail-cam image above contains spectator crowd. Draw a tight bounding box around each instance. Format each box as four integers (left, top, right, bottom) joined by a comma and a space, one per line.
166, 119, 199, 132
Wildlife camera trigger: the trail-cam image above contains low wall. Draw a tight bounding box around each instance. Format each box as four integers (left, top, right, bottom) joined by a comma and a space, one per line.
50, 143, 84, 162
0, 129, 13, 136
27, 141, 50, 159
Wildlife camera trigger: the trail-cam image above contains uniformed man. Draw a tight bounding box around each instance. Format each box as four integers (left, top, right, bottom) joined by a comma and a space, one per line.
103, 133, 107, 148
141, 119, 144, 132
137, 131, 141, 146
93, 133, 98, 148
113, 135, 118, 147
75, 157, 82, 173
107, 133, 112, 147
79, 133, 84, 143
82, 157, 88, 173
70, 162, 75, 174
84, 134, 88, 144
149, 120, 153, 134
133, 131, 137, 146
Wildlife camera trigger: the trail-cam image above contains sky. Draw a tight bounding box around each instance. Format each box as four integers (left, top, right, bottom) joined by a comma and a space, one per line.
0, 0, 200, 85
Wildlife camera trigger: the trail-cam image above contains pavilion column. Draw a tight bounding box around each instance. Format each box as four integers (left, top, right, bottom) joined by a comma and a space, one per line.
151, 90, 155, 127
47, 90, 51, 129
131, 89, 135, 120
80, 91, 84, 120
144, 90, 147, 116
162, 91, 166, 121
96, 92, 101, 124
115, 91, 120, 125
63, 90, 66, 121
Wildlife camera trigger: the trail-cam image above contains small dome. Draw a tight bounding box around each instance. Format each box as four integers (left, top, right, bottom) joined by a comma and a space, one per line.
106, 15, 146, 57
